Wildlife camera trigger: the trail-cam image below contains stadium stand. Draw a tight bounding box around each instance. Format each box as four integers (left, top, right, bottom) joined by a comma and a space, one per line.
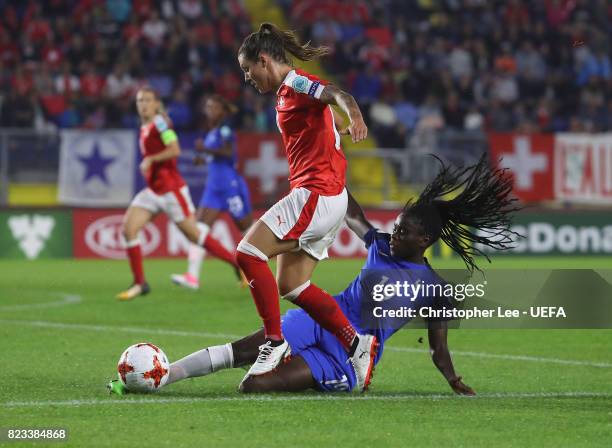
0, 0, 610, 143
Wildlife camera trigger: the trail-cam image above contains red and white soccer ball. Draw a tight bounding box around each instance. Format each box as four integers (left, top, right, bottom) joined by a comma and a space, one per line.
117, 343, 170, 392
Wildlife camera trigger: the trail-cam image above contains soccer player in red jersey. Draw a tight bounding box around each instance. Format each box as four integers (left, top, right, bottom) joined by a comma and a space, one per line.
235, 23, 376, 390
116, 87, 241, 300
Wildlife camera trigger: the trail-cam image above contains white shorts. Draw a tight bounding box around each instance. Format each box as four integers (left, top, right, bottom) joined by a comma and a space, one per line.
131, 185, 195, 223
261, 187, 347, 260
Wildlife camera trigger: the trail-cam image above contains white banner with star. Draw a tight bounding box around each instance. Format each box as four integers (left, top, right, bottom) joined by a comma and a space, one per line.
58, 130, 136, 206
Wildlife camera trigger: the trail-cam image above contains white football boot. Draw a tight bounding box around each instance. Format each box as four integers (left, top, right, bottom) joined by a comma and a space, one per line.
349, 334, 379, 392
240, 339, 290, 385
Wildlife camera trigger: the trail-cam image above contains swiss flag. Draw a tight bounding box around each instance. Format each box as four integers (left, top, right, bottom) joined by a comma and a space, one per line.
236, 132, 288, 207
488, 134, 554, 202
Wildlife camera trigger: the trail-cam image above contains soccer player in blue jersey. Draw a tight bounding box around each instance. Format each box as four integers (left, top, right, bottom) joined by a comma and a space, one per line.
110, 155, 518, 395
172, 95, 253, 290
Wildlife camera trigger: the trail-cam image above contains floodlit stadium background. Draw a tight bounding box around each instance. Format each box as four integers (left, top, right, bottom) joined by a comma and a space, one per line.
0, 2, 611, 447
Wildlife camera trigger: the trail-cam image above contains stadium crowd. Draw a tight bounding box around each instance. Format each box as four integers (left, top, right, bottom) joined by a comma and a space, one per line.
0, 0, 611, 147
280, 0, 612, 146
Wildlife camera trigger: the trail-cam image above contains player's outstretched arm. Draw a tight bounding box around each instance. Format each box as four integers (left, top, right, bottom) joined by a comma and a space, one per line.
319, 84, 367, 143
427, 320, 476, 396
345, 189, 374, 241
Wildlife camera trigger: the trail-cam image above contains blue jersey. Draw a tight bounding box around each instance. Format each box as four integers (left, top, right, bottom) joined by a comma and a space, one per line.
334, 229, 449, 363
203, 123, 238, 183
282, 228, 451, 391
199, 123, 251, 220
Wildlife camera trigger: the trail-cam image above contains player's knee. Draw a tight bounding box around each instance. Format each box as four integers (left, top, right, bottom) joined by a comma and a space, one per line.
185, 229, 199, 244
237, 240, 268, 263
280, 281, 311, 302
122, 224, 136, 241
277, 278, 293, 298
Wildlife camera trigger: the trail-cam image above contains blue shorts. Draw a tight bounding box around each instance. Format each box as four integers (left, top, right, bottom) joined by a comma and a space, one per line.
282, 307, 357, 392
199, 174, 252, 220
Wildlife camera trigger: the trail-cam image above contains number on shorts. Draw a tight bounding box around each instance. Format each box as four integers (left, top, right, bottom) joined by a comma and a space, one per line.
323, 375, 350, 391
228, 195, 244, 216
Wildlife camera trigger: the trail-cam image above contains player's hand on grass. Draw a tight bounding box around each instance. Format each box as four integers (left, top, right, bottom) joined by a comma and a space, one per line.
140, 157, 153, 176
340, 118, 368, 143
448, 376, 475, 396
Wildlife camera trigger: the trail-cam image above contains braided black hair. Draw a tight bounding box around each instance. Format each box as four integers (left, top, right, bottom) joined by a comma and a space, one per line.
405, 154, 521, 273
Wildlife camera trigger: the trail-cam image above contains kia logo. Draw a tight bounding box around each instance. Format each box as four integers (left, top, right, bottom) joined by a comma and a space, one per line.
84, 215, 160, 259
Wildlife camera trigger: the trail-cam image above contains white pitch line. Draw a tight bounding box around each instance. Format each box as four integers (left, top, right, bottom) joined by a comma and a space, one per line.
0, 293, 82, 311
1, 318, 611, 369
3, 392, 611, 408
385, 346, 612, 369
0, 319, 240, 340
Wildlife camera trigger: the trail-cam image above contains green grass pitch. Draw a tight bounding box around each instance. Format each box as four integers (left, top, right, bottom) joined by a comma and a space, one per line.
1, 257, 611, 447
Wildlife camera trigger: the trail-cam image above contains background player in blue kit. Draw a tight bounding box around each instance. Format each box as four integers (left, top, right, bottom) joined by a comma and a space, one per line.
111, 155, 519, 395
172, 95, 253, 290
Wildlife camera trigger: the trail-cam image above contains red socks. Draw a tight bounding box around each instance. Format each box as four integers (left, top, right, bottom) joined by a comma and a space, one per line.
236, 251, 282, 340
293, 284, 356, 351
127, 244, 145, 285
202, 234, 238, 269
236, 244, 357, 350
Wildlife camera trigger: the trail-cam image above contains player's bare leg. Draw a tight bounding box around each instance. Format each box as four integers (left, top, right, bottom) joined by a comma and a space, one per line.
116, 206, 154, 300
175, 214, 241, 280
166, 329, 270, 385
171, 208, 220, 290
277, 250, 378, 391
239, 355, 316, 393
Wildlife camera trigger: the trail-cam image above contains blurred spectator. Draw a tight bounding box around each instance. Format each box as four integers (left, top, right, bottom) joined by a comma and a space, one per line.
464, 106, 484, 131
491, 70, 519, 104
442, 93, 466, 130
449, 43, 474, 80
105, 64, 136, 100
178, 0, 203, 21
107, 0, 132, 23
1, 0, 612, 139
142, 9, 168, 47
1, 91, 36, 127
55, 62, 80, 96
577, 48, 612, 86
167, 89, 192, 130
393, 95, 419, 133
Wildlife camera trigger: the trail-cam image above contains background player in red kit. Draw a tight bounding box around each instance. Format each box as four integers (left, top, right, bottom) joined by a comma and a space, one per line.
236, 23, 376, 390
116, 87, 241, 300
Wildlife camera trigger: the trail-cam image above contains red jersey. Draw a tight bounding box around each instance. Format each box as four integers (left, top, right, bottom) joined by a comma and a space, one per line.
139, 114, 185, 194
275, 69, 347, 196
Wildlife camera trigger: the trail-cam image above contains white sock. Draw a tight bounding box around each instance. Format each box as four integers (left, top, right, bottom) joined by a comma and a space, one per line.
167, 344, 234, 385
187, 244, 206, 279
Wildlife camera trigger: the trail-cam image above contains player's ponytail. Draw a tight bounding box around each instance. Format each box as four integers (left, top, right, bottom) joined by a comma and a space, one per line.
239, 22, 330, 64
405, 155, 521, 273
